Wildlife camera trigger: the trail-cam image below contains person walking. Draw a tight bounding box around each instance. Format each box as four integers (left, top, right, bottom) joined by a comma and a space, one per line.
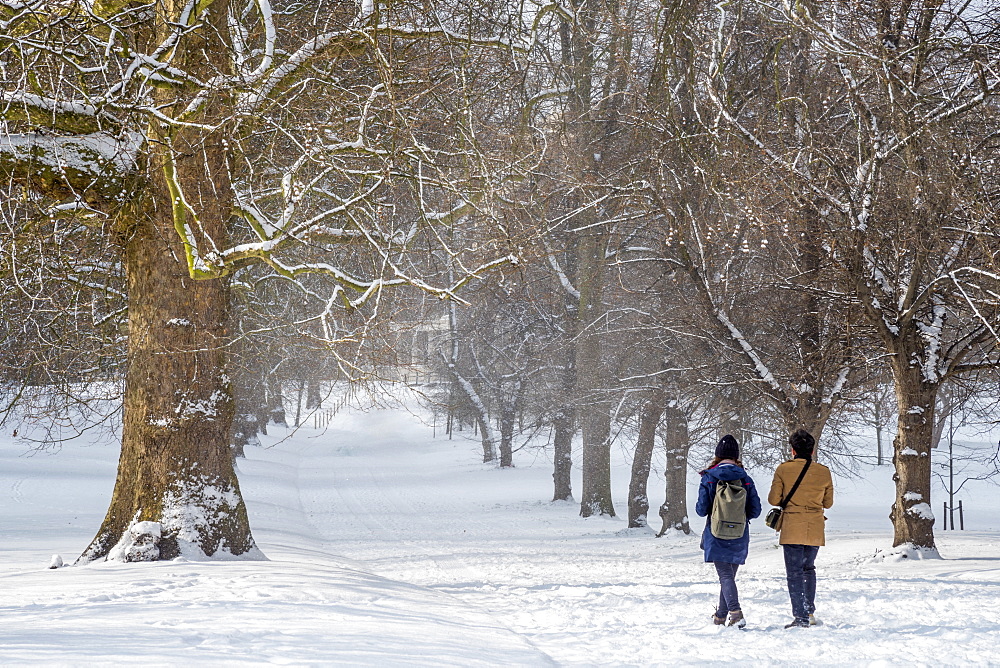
696, 434, 762, 628
769, 429, 834, 629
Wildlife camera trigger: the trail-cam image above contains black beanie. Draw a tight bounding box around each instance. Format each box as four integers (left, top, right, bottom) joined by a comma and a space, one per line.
715, 434, 740, 460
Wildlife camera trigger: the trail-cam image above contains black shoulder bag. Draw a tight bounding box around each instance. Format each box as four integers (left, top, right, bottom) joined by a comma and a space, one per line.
764, 459, 812, 530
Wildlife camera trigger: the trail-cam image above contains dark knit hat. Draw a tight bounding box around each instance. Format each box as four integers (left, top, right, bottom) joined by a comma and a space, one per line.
715, 434, 740, 460
789, 429, 815, 455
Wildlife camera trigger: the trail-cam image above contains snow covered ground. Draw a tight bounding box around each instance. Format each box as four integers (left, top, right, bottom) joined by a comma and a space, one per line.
2, 389, 999, 666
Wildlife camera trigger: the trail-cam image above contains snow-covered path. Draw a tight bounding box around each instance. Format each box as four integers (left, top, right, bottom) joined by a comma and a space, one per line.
243, 404, 1000, 666
3, 396, 1000, 665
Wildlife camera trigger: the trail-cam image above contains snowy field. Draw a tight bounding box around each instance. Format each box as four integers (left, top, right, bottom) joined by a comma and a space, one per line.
3, 389, 1000, 666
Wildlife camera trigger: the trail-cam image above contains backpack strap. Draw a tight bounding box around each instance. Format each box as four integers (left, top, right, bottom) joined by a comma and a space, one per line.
778, 459, 812, 509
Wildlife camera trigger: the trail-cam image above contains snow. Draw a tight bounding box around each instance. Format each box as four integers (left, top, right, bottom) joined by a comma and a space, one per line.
158, 477, 264, 561
0, 131, 142, 178
714, 309, 782, 394
2, 390, 1000, 665
106, 518, 163, 563
0, 92, 98, 118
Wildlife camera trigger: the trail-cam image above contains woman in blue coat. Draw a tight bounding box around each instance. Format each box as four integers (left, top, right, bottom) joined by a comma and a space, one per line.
696, 435, 762, 628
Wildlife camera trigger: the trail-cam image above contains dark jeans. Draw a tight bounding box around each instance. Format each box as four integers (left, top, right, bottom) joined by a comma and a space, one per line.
783, 544, 819, 622
714, 562, 741, 615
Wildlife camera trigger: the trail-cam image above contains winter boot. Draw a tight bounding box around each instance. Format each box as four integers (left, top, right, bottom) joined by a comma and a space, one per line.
809, 614, 822, 627
712, 613, 726, 625
727, 610, 746, 629
784, 618, 809, 629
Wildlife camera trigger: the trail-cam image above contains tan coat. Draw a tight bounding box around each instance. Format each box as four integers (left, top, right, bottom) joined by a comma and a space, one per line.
768, 458, 834, 546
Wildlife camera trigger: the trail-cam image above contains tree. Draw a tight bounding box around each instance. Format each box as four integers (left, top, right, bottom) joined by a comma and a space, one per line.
1, 0, 518, 561
0, 183, 126, 441
704, 0, 1000, 550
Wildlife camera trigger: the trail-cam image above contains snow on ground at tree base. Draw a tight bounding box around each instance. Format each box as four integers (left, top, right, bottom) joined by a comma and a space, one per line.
1, 390, 999, 666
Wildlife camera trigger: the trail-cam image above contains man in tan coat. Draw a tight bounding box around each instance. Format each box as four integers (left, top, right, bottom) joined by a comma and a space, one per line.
768, 429, 834, 629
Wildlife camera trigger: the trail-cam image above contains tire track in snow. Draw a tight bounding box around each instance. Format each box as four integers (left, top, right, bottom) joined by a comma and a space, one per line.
282, 430, 558, 661
10, 476, 25, 504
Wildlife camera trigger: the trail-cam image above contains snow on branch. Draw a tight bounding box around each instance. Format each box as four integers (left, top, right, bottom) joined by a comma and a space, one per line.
822, 366, 851, 405
543, 237, 579, 300
0, 92, 118, 134
239, 22, 523, 114
0, 132, 142, 202
949, 269, 1000, 347
714, 309, 785, 397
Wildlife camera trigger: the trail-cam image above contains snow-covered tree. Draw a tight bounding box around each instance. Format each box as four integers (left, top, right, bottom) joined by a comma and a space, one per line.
1, 0, 518, 561
704, 0, 1000, 551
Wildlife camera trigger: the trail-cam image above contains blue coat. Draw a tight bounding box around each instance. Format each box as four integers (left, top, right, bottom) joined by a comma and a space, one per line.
696, 463, 762, 565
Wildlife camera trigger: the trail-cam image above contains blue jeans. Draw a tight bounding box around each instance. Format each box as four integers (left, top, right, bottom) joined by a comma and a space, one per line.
714, 562, 741, 615
783, 544, 819, 622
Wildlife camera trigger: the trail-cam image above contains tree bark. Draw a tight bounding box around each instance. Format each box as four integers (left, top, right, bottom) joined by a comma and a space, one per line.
552, 406, 575, 501
889, 362, 938, 550
80, 202, 258, 562
306, 378, 323, 410
628, 385, 666, 528
576, 227, 614, 517
497, 379, 523, 469
79, 1, 259, 562
552, 313, 577, 500
658, 403, 691, 536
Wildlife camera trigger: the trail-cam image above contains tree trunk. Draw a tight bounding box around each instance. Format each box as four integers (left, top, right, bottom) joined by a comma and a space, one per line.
78, 2, 259, 562
889, 365, 938, 550
718, 388, 745, 446
447, 365, 497, 463
80, 206, 258, 562
579, 399, 614, 517
497, 380, 523, 469
628, 385, 666, 528
294, 380, 305, 427
267, 374, 287, 427
575, 227, 614, 518
658, 403, 692, 536
306, 378, 323, 410
552, 323, 577, 501
874, 393, 885, 465
552, 407, 575, 501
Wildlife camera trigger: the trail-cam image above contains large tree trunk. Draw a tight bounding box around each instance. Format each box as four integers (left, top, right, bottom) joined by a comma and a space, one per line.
628, 385, 666, 528
889, 362, 938, 550
79, 1, 259, 562
579, 397, 614, 517
80, 205, 258, 562
658, 403, 691, 536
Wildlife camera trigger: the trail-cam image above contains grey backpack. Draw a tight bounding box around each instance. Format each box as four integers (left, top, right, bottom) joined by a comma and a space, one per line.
710, 480, 747, 540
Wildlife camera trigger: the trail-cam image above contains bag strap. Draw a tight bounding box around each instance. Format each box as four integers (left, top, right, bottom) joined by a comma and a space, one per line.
778, 459, 812, 509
